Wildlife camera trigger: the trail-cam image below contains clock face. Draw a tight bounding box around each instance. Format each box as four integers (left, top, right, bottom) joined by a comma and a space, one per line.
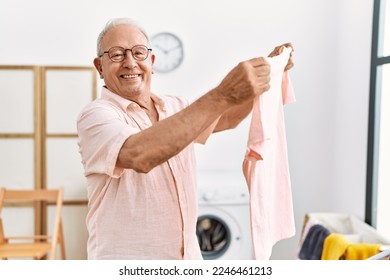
151, 32, 184, 73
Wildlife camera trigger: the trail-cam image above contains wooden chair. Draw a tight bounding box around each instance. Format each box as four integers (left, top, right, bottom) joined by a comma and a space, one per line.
0, 187, 66, 260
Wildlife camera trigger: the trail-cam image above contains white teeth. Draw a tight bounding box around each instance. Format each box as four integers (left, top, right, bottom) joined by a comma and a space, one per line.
122, 74, 139, 79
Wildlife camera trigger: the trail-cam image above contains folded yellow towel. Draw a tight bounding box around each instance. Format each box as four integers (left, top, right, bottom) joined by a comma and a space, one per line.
345, 243, 380, 260
321, 233, 349, 260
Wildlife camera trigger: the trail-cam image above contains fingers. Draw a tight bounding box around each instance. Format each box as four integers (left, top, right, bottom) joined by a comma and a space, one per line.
267, 42, 295, 71
268, 42, 294, 57
248, 57, 270, 73
247, 56, 269, 68
284, 43, 294, 71
245, 58, 271, 94
285, 61, 294, 71
247, 57, 270, 77
268, 47, 280, 57
280, 42, 294, 52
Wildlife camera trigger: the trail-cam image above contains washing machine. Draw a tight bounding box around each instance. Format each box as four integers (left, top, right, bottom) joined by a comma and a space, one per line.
196, 170, 254, 260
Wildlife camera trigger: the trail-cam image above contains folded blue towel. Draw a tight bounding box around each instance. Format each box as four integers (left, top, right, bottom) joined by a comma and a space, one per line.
299, 224, 331, 260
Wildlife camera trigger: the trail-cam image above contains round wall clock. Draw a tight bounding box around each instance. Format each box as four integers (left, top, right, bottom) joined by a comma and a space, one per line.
150, 32, 184, 73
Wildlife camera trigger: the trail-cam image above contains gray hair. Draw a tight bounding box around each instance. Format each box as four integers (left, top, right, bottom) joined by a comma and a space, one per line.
96, 18, 150, 56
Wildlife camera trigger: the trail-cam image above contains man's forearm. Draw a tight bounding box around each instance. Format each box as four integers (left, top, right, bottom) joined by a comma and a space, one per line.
213, 99, 253, 132
117, 88, 230, 173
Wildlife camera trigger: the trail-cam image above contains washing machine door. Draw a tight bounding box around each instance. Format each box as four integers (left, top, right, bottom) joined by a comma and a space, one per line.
196, 214, 231, 260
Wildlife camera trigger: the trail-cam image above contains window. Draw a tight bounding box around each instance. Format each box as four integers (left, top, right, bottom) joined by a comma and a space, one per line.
366, 0, 390, 236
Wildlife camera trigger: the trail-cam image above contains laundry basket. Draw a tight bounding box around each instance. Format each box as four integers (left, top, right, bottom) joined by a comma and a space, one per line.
297, 212, 390, 260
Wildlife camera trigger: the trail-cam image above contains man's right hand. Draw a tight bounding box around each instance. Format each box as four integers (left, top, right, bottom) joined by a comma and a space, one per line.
216, 57, 271, 106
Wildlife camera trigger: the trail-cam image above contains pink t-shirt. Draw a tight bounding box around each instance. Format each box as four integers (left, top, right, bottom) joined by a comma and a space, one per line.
77, 87, 212, 260
243, 47, 296, 260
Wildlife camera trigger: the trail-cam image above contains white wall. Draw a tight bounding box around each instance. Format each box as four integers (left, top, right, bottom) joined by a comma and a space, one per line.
0, 0, 374, 259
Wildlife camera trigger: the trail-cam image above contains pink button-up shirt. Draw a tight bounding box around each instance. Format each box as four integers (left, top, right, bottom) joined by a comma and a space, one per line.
77, 87, 211, 260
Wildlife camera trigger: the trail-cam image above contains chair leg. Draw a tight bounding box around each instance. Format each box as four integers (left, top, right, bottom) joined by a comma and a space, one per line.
59, 221, 66, 260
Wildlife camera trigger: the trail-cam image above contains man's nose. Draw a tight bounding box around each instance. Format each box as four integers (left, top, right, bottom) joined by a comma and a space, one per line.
122, 50, 137, 67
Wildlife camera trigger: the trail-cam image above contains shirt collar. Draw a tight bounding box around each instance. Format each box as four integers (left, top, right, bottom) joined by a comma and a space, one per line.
100, 86, 166, 112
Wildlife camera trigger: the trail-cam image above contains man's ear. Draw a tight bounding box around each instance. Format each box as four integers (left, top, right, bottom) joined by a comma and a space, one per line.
93, 57, 104, 78
151, 54, 155, 74
151, 53, 155, 64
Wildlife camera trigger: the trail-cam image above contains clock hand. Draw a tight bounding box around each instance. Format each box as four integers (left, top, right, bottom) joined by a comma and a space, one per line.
166, 45, 182, 53
153, 43, 169, 54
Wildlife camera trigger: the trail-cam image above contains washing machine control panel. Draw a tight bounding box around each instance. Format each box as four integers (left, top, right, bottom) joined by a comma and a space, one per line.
199, 188, 249, 205
202, 192, 215, 202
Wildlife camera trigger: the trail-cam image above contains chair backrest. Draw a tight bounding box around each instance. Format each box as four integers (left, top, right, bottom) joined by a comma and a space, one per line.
0, 187, 64, 259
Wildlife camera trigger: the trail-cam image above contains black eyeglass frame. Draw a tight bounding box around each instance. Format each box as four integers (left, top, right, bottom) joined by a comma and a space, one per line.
99, 45, 153, 62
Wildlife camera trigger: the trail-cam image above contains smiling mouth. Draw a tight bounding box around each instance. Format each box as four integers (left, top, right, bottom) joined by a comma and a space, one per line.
121, 74, 140, 79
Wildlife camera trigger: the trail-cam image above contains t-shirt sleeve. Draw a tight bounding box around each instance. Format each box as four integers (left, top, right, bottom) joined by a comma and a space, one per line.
194, 117, 220, 145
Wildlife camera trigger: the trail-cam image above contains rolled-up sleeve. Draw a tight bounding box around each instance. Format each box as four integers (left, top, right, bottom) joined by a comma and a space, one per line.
77, 104, 137, 178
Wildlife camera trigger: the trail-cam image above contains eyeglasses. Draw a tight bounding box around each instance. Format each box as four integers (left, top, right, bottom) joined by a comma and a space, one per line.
99, 45, 152, 62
